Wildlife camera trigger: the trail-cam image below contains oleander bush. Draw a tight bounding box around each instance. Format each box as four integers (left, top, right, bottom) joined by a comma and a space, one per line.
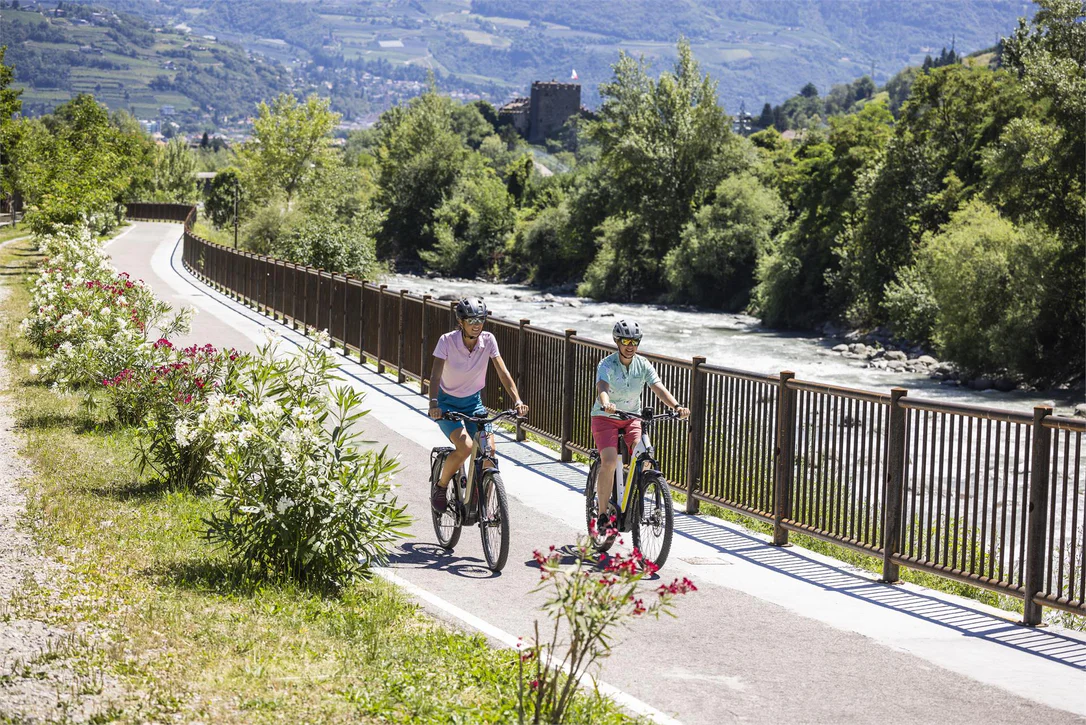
199, 332, 410, 588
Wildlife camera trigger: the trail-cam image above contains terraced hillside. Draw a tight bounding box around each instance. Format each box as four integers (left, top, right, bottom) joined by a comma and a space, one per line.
1, 3, 290, 124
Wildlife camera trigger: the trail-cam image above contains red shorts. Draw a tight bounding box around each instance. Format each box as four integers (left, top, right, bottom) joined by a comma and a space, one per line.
590, 416, 642, 452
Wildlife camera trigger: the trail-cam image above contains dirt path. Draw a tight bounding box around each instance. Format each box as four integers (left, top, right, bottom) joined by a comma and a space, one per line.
0, 244, 130, 724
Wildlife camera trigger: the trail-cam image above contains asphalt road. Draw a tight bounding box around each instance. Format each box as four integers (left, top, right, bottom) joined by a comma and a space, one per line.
107, 222, 1086, 724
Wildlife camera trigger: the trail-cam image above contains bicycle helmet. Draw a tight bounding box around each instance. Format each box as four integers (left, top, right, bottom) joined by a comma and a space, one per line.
454, 297, 488, 320
612, 319, 642, 342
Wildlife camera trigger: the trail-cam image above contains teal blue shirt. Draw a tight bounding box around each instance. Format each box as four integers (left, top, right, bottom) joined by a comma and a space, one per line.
591, 353, 661, 418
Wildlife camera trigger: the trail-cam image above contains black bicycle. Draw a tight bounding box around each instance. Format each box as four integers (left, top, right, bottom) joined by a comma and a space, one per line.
430, 409, 522, 572
585, 407, 683, 568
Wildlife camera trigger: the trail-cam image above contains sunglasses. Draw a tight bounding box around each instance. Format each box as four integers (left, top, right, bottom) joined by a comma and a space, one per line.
463, 317, 485, 326
617, 338, 640, 347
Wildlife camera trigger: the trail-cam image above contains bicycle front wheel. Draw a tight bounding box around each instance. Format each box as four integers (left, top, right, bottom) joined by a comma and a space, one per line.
431, 450, 461, 550
632, 472, 673, 568
479, 471, 510, 571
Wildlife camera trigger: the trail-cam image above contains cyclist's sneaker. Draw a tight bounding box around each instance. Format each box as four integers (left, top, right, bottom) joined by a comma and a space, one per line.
432, 484, 448, 512
596, 511, 611, 536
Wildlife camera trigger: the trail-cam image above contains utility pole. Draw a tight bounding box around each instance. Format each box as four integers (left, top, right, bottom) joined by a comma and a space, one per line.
232, 177, 239, 249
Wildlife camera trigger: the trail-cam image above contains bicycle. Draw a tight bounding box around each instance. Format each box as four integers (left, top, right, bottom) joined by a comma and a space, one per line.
585, 407, 683, 569
429, 409, 522, 572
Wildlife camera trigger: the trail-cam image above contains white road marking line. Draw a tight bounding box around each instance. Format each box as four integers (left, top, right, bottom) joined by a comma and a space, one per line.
376, 567, 685, 725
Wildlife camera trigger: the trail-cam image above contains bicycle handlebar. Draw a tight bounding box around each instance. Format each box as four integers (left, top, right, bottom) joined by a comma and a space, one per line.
613, 407, 687, 423
441, 408, 525, 425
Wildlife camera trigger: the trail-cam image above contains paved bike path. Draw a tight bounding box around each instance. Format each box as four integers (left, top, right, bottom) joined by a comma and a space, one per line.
109, 223, 1086, 724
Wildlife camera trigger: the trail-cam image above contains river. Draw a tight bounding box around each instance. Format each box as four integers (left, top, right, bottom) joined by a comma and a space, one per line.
386, 273, 1083, 418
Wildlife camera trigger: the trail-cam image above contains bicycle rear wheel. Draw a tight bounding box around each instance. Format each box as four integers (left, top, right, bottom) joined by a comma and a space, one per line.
430, 449, 461, 549
584, 462, 616, 553
632, 472, 673, 568
479, 471, 510, 571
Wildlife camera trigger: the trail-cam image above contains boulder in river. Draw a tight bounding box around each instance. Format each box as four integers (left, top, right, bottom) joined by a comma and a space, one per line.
832, 344, 849, 353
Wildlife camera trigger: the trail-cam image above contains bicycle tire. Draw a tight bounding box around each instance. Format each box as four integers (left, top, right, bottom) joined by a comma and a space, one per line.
430, 450, 461, 550
631, 471, 673, 568
584, 461, 616, 553
479, 471, 510, 571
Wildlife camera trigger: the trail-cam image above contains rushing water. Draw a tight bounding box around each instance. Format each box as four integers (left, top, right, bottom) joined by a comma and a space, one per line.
387, 273, 1083, 417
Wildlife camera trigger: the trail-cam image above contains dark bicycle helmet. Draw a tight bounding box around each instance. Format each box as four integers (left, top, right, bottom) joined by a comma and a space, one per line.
612, 319, 642, 342
454, 297, 488, 320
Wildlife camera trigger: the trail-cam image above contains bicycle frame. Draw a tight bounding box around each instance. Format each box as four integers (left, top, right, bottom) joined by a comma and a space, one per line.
456, 429, 499, 527
614, 431, 658, 518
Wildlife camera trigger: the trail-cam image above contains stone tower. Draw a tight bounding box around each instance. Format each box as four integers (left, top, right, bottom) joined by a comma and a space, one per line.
527, 81, 581, 144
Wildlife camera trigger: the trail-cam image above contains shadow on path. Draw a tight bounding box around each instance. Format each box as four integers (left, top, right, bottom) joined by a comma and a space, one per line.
167, 233, 1086, 673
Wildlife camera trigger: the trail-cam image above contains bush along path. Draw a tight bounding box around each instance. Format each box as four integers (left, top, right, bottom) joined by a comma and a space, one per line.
0, 227, 648, 724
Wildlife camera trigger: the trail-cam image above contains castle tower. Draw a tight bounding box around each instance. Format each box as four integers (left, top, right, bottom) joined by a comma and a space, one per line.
527, 81, 581, 144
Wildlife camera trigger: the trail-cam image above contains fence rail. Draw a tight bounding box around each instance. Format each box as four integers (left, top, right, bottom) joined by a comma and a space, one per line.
128, 204, 1086, 625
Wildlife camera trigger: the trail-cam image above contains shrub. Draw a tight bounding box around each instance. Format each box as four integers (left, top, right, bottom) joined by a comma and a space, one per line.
518, 527, 695, 724
200, 333, 409, 588
918, 200, 1065, 381
881, 266, 938, 345
135, 343, 244, 489
664, 173, 785, 309
270, 216, 382, 278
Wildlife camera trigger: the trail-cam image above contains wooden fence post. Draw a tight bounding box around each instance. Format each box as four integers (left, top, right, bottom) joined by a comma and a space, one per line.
358, 282, 368, 365
376, 285, 387, 374
420, 295, 431, 396
397, 289, 407, 383
516, 319, 530, 442
881, 387, 909, 581
560, 329, 576, 462
773, 371, 797, 545
1023, 405, 1053, 625
685, 356, 707, 515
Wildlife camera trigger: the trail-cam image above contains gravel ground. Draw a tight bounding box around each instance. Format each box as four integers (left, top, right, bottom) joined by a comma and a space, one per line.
0, 252, 130, 724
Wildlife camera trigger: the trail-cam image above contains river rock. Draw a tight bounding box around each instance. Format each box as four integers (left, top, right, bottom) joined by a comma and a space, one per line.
542, 294, 556, 302
437, 293, 459, 301
1074, 404, 1086, 418
564, 299, 582, 308
870, 348, 885, 360
993, 378, 1017, 392
970, 377, 993, 391
842, 351, 861, 360
884, 350, 907, 362
886, 360, 906, 371
832, 344, 849, 353
848, 343, 867, 355
869, 360, 887, 370
916, 355, 938, 366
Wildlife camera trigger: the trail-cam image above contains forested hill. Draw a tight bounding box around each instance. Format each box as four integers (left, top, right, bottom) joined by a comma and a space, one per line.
0, 2, 291, 122
52, 0, 1027, 116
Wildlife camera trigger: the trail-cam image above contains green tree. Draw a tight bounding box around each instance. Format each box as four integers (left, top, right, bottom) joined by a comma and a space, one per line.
755, 101, 893, 326
205, 167, 241, 230
270, 215, 382, 278
851, 65, 1027, 317
375, 87, 467, 261
240, 93, 340, 209
584, 38, 731, 299
16, 94, 153, 233
919, 200, 1066, 382
664, 173, 785, 309
0, 46, 24, 202
420, 161, 515, 277
152, 137, 198, 203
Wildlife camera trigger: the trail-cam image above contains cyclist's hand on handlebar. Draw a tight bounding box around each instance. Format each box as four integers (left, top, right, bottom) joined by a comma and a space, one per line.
514, 400, 529, 417
602, 401, 617, 414
674, 406, 690, 420
428, 400, 442, 420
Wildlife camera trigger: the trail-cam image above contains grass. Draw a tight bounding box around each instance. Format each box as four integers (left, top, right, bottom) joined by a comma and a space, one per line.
0, 238, 642, 724
0, 225, 30, 245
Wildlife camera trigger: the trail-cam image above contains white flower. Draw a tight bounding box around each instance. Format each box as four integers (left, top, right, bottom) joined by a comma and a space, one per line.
174, 420, 194, 447
239, 505, 261, 515
29, 365, 39, 376
100, 306, 111, 316
275, 496, 295, 514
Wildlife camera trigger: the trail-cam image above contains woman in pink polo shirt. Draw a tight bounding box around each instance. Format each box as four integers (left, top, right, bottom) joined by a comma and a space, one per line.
427, 297, 529, 512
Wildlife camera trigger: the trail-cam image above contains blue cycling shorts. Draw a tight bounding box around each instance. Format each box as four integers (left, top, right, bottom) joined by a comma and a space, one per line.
435, 389, 492, 441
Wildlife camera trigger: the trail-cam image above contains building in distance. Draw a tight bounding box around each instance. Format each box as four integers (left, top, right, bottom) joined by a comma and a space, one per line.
499, 81, 581, 144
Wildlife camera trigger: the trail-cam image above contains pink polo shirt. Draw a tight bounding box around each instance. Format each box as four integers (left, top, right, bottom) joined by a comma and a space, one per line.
433, 330, 500, 397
